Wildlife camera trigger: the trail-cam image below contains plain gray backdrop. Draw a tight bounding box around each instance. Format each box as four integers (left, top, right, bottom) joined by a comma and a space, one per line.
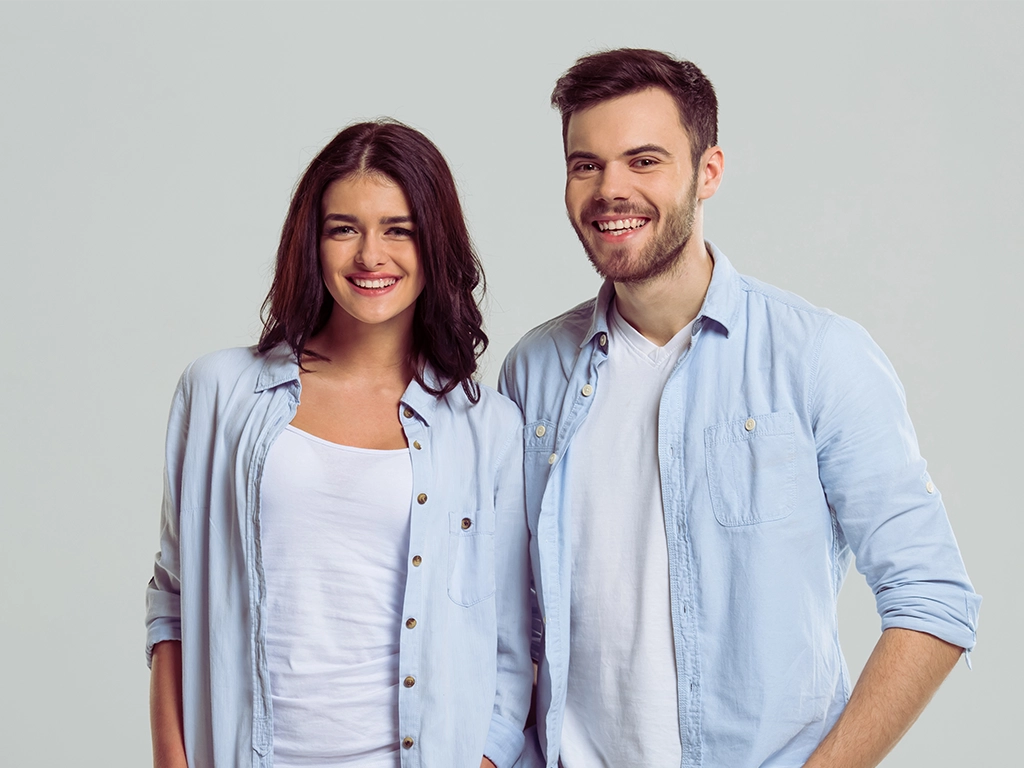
1, 1, 1020, 765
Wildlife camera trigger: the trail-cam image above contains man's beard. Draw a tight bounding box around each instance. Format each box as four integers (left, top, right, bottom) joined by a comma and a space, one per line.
570, 177, 699, 285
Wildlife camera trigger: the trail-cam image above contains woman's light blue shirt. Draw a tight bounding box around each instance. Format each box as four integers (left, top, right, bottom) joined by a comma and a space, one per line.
146, 345, 533, 768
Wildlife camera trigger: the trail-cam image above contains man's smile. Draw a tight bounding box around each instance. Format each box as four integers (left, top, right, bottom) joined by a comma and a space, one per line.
593, 217, 651, 236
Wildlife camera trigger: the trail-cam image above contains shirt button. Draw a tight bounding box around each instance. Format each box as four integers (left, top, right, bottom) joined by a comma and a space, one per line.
403, 407, 414, 419
535, 424, 546, 438
461, 517, 472, 530
548, 452, 557, 465
581, 384, 594, 397
926, 481, 936, 494
402, 737, 414, 749
406, 617, 417, 629
598, 333, 608, 347
403, 676, 416, 688
744, 417, 756, 431
412, 440, 421, 450
417, 493, 427, 505
412, 555, 422, 566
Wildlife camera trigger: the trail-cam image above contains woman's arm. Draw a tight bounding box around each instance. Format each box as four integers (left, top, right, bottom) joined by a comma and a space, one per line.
483, 422, 534, 767
150, 640, 187, 768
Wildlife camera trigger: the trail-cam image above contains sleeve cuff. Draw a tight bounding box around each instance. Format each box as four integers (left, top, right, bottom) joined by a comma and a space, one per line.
145, 619, 182, 668
877, 587, 981, 653
484, 711, 526, 768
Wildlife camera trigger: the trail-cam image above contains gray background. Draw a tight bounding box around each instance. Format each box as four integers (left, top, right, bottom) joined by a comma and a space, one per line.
1, 1, 1019, 765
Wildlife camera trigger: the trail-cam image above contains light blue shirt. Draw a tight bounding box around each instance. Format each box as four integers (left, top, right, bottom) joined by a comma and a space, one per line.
146, 344, 533, 768
499, 243, 980, 768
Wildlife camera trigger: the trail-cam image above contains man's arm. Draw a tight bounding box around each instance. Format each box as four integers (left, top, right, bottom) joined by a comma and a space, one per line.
804, 628, 962, 768
150, 640, 187, 768
807, 315, 979, 762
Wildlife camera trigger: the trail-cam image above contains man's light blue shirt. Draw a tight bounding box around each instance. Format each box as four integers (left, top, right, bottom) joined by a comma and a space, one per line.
499, 243, 980, 768
146, 345, 533, 768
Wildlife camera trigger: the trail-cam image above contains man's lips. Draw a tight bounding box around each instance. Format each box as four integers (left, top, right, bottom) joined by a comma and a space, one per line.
588, 215, 651, 240
592, 216, 650, 234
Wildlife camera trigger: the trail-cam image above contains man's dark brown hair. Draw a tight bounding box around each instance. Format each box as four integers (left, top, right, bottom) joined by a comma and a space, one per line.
550, 48, 718, 167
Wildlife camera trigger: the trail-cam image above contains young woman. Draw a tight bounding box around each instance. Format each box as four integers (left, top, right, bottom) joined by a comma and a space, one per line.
145, 121, 533, 768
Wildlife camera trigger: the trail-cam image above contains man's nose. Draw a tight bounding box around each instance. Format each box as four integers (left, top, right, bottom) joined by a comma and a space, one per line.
596, 162, 631, 202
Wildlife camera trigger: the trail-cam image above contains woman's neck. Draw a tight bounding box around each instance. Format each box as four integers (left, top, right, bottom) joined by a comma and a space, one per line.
307, 308, 416, 385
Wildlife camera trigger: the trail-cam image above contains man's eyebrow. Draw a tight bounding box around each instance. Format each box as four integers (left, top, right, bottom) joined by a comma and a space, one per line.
565, 145, 674, 163
624, 144, 673, 158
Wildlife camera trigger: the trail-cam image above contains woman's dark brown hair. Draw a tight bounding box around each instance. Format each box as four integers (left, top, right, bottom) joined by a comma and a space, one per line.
258, 119, 488, 402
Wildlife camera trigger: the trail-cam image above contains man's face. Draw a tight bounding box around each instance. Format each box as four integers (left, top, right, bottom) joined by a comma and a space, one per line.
564, 87, 700, 284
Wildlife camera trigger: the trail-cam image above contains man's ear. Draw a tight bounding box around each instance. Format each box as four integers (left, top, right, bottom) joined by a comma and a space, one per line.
697, 146, 724, 201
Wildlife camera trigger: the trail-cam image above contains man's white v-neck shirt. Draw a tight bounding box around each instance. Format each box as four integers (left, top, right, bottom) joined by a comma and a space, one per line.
561, 299, 693, 768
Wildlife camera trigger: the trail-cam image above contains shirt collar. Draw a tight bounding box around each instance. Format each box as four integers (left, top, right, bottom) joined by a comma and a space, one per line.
579, 239, 739, 349
700, 240, 740, 337
254, 344, 300, 393
255, 343, 442, 425
400, 366, 441, 426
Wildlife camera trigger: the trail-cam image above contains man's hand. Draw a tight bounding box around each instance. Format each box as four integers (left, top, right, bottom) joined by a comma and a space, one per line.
803, 627, 963, 768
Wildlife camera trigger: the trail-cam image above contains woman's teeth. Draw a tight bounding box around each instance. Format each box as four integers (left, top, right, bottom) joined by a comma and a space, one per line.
351, 277, 398, 289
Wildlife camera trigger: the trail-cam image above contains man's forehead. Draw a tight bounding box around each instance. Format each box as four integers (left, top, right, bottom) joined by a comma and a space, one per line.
565, 87, 690, 156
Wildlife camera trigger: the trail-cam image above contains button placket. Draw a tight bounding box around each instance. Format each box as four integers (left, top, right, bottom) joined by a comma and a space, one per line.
398, 404, 429, 756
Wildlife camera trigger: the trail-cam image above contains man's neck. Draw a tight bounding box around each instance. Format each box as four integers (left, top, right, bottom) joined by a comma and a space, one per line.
613, 239, 713, 347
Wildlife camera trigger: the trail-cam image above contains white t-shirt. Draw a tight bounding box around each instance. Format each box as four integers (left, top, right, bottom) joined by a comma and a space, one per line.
260, 425, 412, 768
561, 300, 693, 768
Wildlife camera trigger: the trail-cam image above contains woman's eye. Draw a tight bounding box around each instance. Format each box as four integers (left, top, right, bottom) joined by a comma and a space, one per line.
388, 227, 415, 238
325, 225, 355, 237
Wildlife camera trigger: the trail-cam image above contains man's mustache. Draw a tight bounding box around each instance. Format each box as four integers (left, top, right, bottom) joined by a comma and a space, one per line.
579, 203, 657, 220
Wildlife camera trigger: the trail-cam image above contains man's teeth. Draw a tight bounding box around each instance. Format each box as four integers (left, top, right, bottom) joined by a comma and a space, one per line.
352, 277, 398, 289
596, 218, 648, 233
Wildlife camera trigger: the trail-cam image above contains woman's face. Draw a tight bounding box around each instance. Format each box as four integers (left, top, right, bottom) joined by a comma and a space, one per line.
319, 173, 426, 330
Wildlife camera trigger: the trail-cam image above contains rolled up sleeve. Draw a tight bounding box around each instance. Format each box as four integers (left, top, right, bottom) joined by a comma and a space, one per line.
811, 316, 980, 652
145, 365, 192, 667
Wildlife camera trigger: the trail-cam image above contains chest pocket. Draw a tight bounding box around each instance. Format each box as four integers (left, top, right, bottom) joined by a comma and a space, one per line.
704, 410, 796, 526
447, 509, 496, 607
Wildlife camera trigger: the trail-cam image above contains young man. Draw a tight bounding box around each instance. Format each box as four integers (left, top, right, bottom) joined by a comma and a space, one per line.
499, 49, 980, 768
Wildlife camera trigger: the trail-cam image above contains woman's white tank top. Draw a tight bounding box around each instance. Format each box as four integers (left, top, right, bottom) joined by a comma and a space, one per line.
259, 424, 412, 767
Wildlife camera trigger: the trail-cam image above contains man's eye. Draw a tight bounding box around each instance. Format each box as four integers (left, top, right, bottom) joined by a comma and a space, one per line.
574, 163, 598, 173
634, 158, 657, 167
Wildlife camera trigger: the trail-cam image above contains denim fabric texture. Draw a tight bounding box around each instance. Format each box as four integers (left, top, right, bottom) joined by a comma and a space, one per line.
146, 344, 533, 768
499, 243, 980, 768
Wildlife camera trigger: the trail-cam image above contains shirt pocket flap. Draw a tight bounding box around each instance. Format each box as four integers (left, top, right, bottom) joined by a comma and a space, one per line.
525, 420, 556, 452
705, 410, 796, 526
447, 510, 496, 607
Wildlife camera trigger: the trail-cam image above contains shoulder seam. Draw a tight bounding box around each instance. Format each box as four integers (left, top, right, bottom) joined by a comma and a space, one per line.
739, 278, 832, 317
807, 313, 839, 421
